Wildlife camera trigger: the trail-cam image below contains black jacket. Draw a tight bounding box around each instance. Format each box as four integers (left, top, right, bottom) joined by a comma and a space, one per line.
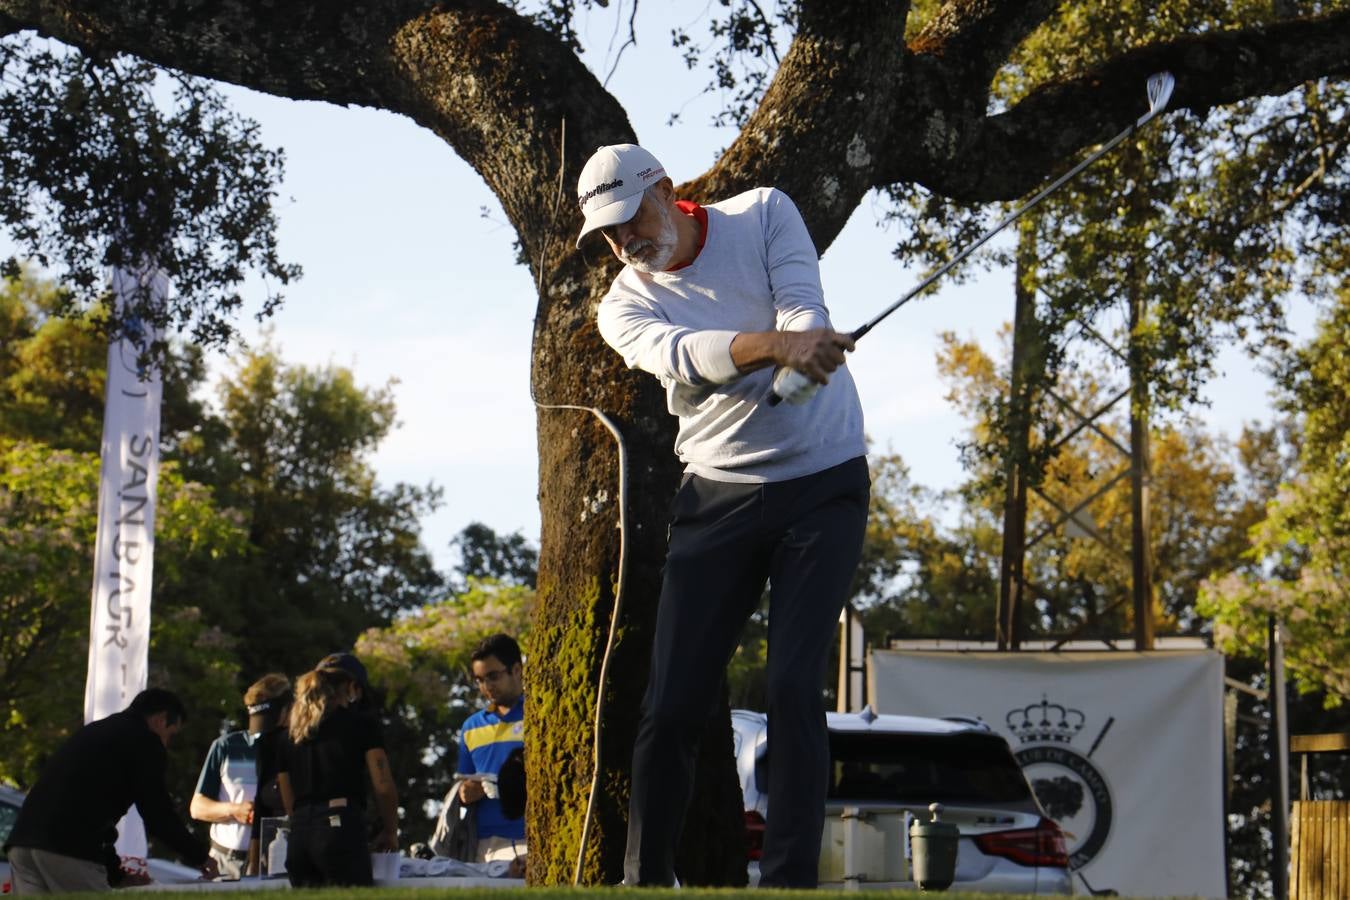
4, 710, 207, 867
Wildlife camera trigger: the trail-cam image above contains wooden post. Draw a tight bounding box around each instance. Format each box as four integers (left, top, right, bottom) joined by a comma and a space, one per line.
1289, 733, 1350, 899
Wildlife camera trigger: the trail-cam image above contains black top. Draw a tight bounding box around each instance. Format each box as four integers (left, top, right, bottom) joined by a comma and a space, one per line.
250, 726, 287, 842
277, 706, 383, 808
3, 710, 207, 867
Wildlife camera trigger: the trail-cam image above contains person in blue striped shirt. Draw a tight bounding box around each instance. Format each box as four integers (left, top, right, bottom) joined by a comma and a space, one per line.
456, 634, 525, 869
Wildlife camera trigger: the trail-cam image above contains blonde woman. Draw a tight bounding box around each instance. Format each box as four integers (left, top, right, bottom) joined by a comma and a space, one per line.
276, 661, 399, 886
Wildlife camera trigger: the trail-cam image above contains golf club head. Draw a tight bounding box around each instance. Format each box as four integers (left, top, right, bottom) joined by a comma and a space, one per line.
1146, 71, 1175, 116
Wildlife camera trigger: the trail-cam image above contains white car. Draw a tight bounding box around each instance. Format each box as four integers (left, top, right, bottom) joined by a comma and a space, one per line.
733, 707, 1074, 894
0, 784, 204, 893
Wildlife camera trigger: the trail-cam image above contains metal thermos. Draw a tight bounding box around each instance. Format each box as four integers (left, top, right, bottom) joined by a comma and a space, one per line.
909, 802, 959, 891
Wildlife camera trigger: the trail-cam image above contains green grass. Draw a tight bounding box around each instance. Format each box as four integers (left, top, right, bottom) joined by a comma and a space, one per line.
133, 888, 1206, 900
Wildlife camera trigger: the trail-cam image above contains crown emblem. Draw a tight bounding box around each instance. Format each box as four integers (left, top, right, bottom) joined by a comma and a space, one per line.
1006, 695, 1086, 744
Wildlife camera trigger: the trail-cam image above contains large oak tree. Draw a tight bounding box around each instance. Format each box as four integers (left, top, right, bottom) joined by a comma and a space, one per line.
2, 0, 1348, 885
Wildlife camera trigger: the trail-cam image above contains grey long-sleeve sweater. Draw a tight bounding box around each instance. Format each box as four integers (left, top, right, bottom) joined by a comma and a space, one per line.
596, 187, 866, 483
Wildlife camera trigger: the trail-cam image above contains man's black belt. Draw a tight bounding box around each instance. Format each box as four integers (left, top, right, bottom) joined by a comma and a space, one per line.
209, 838, 248, 862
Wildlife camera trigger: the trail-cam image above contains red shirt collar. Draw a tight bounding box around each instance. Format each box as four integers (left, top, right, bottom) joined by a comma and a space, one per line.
666, 200, 707, 271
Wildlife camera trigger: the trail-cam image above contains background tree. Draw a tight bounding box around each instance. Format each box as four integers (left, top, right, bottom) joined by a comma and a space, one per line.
205, 342, 445, 678
0, 272, 449, 835
0, 36, 296, 351
358, 576, 535, 827
0, 438, 246, 788
1201, 287, 1350, 704
1, 0, 1347, 885
931, 328, 1276, 639
449, 521, 539, 591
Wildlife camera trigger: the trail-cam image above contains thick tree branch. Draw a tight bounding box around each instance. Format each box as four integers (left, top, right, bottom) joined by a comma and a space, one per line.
688, 1, 909, 250
0, 0, 632, 269
911, 0, 1061, 86
886, 10, 1350, 202
0, 0, 442, 105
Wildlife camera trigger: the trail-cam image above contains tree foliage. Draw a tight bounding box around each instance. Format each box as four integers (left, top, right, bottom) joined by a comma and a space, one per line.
0, 36, 298, 352
357, 574, 535, 821
888, 1, 1349, 497
1200, 288, 1350, 705
929, 328, 1277, 640
0, 273, 447, 813
449, 521, 538, 592
0, 438, 246, 788
204, 342, 446, 678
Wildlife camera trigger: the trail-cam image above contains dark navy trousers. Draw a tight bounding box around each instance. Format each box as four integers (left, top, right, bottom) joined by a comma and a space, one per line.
623, 456, 870, 887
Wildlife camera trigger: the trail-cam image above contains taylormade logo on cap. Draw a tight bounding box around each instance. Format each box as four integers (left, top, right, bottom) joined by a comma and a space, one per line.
575, 143, 667, 247
578, 178, 625, 211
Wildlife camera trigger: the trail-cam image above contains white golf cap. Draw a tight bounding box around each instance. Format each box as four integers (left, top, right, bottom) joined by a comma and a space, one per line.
575, 143, 667, 248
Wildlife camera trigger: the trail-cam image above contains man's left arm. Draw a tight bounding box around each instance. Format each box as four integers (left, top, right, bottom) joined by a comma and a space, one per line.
729, 189, 855, 384
133, 740, 210, 869
762, 188, 834, 332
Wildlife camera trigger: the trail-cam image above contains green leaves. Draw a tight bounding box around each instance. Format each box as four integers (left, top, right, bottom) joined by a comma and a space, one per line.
1201, 289, 1350, 706
0, 439, 247, 787
0, 35, 299, 357
0, 275, 446, 808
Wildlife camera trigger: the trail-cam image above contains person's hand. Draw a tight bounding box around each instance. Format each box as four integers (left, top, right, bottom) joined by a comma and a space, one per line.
231, 801, 254, 825
199, 856, 220, 881
459, 779, 486, 804
373, 827, 399, 852
777, 328, 854, 384
116, 865, 153, 888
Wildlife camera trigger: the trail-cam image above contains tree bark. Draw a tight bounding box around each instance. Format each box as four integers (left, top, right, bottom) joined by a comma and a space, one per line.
2, 0, 1348, 885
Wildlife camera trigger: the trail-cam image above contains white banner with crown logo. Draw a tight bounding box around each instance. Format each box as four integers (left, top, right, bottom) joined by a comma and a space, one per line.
868, 648, 1225, 899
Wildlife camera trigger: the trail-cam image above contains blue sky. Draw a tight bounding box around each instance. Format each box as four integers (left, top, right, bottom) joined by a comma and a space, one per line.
10, 4, 1313, 574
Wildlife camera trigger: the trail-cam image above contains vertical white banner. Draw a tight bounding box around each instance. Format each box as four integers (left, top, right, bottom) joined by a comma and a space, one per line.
84, 266, 167, 864
869, 649, 1227, 899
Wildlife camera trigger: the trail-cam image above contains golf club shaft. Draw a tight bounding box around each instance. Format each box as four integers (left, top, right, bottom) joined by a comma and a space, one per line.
769, 72, 1174, 406
851, 72, 1174, 342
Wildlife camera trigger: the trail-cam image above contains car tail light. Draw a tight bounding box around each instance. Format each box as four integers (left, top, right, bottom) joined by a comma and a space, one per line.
744, 810, 766, 861
973, 817, 1069, 868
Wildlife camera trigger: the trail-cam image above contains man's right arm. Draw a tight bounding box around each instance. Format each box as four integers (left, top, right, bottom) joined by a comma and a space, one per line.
729, 328, 855, 384
189, 793, 253, 825
189, 738, 252, 825
455, 731, 484, 804
596, 297, 742, 387
599, 295, 853, 389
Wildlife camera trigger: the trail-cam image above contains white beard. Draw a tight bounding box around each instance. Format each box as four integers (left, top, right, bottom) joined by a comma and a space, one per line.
620, 203, 679, 273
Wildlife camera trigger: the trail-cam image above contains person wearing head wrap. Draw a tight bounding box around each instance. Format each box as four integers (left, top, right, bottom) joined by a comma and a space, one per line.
191, 675, 294, 879
238, 674, 293, 875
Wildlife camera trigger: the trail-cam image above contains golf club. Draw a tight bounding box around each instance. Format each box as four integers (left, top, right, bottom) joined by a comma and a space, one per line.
770, 71, 1176, 405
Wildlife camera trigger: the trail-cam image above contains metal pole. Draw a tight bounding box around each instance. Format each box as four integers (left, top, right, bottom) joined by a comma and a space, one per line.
1269, 616, 1290, 900
838, 606, 853, 712
997, 223, 1038, 650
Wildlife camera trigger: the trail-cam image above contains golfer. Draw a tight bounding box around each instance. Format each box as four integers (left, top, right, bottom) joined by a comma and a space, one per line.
578, 143, 869, 888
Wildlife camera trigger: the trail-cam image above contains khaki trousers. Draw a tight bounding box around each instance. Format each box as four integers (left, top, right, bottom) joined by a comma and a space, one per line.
8, 847, 108, 894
